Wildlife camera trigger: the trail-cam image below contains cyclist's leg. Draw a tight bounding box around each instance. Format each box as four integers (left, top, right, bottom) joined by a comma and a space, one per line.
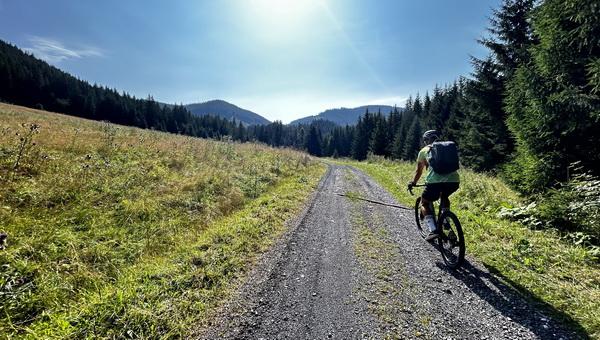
421, 183, 441, 215
421, 184, 442, 237
420, 197, 433, 216
440, 182, 459, 211
440, 183, 461, 243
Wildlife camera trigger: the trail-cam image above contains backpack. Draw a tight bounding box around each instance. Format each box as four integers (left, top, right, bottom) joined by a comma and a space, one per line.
428, 141, 459, 174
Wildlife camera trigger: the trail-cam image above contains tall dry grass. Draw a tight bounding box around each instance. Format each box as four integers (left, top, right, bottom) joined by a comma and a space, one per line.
0, 103, 323, 337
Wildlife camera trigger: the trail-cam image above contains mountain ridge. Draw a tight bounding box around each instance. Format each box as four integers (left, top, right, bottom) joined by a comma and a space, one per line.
291, 105, 399, 126
183, 100, 270, 125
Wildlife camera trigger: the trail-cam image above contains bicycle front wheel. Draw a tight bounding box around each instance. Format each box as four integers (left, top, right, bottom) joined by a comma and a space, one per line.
437, 211, 465, 269
414, 197, 427, 239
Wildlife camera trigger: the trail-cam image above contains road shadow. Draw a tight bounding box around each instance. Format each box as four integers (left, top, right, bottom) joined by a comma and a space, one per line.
435, 260, 589, 339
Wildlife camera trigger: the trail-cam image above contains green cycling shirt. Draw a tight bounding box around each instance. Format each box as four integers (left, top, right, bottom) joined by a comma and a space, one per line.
417, 145, 460, 184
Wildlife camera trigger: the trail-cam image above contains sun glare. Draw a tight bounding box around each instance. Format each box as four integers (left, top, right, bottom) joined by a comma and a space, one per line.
249, 0, 319, 16
243, 0, 325, 41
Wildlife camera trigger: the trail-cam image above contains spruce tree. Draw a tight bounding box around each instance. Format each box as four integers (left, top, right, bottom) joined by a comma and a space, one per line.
505, 0, 600, 193
351, 110, 373, 160
427, 85, 444, 132
386, 106, 402, 155
480, 0, 536, 78
458, 0, 535, 173
391, 128, 406, 160
370, 113, 388, 156
422, 91, 432, 127
460, 60, 510, 171
305, 125, 322, 156
402, 116, 422, 160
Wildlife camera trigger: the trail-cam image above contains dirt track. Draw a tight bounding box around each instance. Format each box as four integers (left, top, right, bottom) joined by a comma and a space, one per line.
199, 164, 583, 339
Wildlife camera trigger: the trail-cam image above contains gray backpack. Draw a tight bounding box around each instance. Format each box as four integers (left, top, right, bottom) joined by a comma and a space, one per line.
428, 141, 459, 174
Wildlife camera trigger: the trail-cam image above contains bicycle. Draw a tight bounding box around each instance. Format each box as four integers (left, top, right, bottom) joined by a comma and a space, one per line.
409, 184, 465, 269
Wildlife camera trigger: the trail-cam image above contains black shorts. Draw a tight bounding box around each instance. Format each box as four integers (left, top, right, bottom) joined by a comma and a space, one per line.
422, 182, 459, 202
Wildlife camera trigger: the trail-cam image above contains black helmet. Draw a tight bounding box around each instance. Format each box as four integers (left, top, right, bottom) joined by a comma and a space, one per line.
422, 130, 438, 141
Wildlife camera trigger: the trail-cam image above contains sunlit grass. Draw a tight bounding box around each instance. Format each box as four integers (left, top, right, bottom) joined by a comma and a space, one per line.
0, 103, 325, 338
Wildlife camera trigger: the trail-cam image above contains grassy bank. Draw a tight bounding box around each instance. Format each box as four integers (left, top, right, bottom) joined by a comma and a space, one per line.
341, 157, 599, 338
0, 103, 325, 338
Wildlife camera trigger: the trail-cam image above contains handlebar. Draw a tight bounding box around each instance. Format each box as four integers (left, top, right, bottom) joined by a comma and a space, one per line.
408, 183, 426, 196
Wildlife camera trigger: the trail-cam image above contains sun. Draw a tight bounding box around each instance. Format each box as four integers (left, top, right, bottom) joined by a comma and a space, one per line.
242, 0, 325, 41
249, 0, 320, 16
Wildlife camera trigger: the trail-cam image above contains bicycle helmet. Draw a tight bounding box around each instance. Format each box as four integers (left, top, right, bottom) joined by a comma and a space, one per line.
422, 129, 439, 142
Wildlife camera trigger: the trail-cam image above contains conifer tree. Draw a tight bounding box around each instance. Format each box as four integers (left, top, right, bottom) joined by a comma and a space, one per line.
370, 112, 388, 156
480, 0, 536, 78
505, 0, 600, 193
460, 60, 510, 171
351, 109, 374, 160
459, 0, 535, 172
391, 128, 406, 160
412, 94, 423, 117
305, 125, 322, 156
386, 106, 402, 155
402, 116, 422, 160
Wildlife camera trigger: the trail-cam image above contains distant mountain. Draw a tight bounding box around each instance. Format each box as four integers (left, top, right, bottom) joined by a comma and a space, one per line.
184, 100, 270, 125
290, 105, 398, 126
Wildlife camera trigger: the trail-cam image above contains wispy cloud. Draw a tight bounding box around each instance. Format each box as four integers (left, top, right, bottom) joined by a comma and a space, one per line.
23, 36, 104, 63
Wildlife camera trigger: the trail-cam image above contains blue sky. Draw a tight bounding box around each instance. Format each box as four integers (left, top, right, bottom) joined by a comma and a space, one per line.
0, 0, 499, 122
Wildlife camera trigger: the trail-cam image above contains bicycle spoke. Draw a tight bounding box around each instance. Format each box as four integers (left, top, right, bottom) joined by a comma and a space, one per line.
438, 212, 465, 269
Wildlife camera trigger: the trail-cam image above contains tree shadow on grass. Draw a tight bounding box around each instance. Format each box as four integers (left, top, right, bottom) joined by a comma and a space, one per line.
435, 260, 589, 340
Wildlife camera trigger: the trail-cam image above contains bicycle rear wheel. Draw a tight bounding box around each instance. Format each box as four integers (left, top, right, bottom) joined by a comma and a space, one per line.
437, 211, 465, 269
414, 197, 427, 238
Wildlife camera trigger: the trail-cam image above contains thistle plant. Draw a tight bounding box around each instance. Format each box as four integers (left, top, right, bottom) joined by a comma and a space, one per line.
13, 123, 40, 171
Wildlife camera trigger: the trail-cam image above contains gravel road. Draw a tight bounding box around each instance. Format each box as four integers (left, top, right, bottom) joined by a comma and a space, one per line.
199, 164, 584, 339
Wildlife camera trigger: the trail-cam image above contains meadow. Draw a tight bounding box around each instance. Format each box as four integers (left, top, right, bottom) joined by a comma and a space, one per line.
0, 103, 325, 338
343, 157, 599, 338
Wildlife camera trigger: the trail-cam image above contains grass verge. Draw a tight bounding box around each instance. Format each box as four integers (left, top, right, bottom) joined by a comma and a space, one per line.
341, 157, 599, 339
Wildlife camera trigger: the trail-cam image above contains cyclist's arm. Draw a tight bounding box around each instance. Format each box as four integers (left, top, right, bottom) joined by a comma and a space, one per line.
411, 159, 427, 185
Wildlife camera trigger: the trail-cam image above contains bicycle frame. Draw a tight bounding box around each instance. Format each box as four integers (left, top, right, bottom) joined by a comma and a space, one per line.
409, 183, 465, 269
409, 184, 448, 227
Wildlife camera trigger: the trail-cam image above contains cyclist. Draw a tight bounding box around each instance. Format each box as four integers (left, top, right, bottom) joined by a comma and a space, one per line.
407, 130, 460, 241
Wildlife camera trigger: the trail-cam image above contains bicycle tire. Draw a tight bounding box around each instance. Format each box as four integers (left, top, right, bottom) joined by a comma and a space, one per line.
437, 211, 465, 269
414, 197, 427, 238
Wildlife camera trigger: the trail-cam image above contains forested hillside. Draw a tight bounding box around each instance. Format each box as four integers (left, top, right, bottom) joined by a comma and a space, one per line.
185, 100, 270, 125
0, 40, 240, 139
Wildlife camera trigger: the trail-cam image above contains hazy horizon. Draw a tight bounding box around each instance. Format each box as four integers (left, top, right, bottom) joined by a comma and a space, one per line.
0, 0, 499, 123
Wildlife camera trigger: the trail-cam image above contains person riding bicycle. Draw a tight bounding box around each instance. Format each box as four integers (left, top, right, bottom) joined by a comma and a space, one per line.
407, 130, 460, 241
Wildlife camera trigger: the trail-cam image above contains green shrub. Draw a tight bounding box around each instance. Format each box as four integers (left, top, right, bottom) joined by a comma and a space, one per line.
500, 164, 600, 253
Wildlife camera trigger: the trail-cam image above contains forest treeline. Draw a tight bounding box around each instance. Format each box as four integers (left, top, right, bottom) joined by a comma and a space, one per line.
0, 38, 347, 153
0, 39, 237, 139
